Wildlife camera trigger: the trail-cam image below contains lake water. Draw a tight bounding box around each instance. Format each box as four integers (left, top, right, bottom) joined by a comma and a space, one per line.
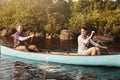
0, 37, 120, 80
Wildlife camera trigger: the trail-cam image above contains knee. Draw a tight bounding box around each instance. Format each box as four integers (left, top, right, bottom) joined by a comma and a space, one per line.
91, 47, 96, 51
96, 47, 100, 51
29, 45, 36, 47
91, 47, 97, 55
28, 45, 39, 52
28, 45, 36, 49
15, 46, 28, 52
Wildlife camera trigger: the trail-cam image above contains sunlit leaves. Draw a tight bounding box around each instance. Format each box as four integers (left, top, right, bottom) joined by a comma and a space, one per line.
0, 0, 119, 36
69, 0, 120, 35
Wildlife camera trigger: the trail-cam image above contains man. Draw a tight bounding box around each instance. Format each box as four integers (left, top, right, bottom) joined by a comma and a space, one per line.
78, 28, 107, 55
13, 24, 39, 52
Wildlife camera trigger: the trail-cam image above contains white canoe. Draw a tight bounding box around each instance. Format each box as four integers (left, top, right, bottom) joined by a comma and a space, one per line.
1, 45, 120, 67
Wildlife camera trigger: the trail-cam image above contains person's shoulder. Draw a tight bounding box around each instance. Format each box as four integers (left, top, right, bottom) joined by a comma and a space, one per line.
78, 35, 82, 38
78, 35, 82, 40
14, 32, 21, 35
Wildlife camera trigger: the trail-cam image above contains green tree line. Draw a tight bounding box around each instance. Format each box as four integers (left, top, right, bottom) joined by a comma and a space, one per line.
0, 0, 120, 37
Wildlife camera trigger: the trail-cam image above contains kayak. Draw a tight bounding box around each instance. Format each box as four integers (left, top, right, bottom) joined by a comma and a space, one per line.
1, 45, 120, 67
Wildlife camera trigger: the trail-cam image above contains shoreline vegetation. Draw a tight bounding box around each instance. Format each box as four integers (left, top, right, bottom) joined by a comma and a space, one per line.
0, 0, 120, 42
0, 28, 115, 42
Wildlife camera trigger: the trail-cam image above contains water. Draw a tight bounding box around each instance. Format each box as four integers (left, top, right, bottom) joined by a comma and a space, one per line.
0, 37, 120, 80
1, 55, 120, 80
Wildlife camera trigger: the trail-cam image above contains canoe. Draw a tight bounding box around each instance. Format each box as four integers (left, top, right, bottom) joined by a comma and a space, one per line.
1, 45, 120, 67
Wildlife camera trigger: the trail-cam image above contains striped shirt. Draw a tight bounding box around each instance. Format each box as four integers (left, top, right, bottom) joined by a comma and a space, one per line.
13, 32, 27, 48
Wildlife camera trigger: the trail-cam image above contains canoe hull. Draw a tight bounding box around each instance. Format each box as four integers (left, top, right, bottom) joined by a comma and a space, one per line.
1, 46, 120, 67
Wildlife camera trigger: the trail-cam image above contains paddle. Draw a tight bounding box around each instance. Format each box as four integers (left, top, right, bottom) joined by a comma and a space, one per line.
30, 33, 35, 44
98, 41, 110, 55
30, 37, 33, 44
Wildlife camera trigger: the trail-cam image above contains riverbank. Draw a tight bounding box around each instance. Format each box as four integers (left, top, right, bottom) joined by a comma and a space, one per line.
1, 28, 120, 53
0, 29, 117, 42
1, 36, 120, 53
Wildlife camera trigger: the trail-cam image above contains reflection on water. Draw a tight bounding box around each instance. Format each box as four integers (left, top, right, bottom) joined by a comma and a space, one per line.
1, 56, 120, 80
0, 59, 15, 80
0, 37, 78, 51
1, 37, 120, 80
1, 37, 120, 52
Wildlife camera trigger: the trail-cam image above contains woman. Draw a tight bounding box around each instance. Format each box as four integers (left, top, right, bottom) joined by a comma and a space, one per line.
13, 24, 39, 52
78, 28, 107, 55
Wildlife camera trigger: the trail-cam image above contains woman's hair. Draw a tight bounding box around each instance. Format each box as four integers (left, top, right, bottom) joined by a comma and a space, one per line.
16, 24, 23, 32
81, 27, 88, 31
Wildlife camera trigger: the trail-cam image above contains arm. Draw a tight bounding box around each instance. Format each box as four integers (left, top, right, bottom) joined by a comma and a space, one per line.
19, 36, 31, 41
19, 34, 34, 41
90, 39, 100, 47
79, 31, 95, 44
90, 39, 108, 49
98, 45, 108, 49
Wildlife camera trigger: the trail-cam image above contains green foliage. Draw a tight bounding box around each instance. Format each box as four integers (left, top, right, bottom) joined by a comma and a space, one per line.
69, 0, 120, 35
0, 0, 119, 36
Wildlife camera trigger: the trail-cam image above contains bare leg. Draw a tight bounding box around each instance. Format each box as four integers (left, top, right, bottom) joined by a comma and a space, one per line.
83, 47, 97, 56
96, 47, 100, 55
28, 45, 39, 52
91, 47, 97, 56
15, 46, 29, 52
